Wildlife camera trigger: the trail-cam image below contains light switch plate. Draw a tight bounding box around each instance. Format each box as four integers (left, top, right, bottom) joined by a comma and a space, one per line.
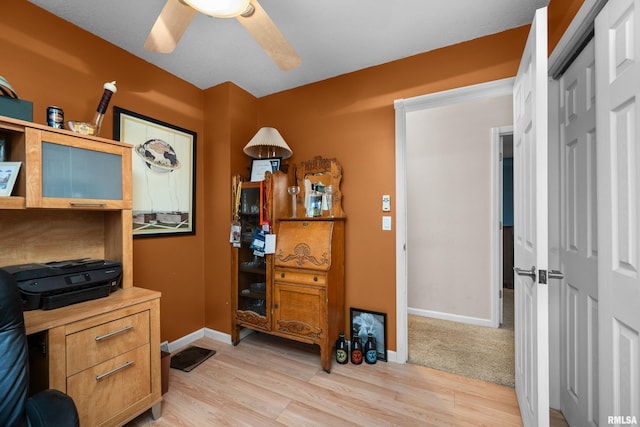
382, 216, 392, 231
382, 194, 391, 211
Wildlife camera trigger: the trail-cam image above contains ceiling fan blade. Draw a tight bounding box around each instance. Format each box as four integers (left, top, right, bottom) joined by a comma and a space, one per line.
237, 0, 302, 71
144, 0, 197, 53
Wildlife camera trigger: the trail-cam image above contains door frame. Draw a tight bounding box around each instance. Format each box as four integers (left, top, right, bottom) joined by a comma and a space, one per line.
493, 126, 514, 327
548, 0, 608, 80
394, 77, 515, 363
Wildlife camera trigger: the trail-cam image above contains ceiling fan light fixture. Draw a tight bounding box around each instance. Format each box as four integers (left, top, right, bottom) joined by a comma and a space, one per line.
184, 0, 251, 18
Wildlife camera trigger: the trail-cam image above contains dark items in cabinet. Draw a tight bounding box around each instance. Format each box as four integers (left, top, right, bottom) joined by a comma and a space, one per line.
234, 181, 269, 321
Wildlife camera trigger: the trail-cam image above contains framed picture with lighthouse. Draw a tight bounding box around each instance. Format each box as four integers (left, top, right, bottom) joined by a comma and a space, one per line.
113, 106, 197, 238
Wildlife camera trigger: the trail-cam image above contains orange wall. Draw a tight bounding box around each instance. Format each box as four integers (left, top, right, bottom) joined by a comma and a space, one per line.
203, 83, 258, 333
255, 0, 585, 350
2, 0, 584, 347
2, 1, 209, 342
256, 28, 529, 350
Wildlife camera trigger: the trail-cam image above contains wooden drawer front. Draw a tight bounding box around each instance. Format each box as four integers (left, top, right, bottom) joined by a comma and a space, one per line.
67, 344, 150, 427
275, 221, 333, 271
275, 269, 327, 287
66, 311, 149, 376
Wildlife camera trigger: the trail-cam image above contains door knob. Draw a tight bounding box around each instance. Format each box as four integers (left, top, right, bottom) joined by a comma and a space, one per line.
514, 266, 536, 279
548, 270, 564, 280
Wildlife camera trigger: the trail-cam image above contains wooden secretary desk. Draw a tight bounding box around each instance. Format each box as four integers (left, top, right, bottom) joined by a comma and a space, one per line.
231, 157, 346, 372
0, 116, 162, 426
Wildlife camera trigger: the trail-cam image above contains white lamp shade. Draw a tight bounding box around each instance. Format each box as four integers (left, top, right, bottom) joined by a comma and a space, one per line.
184, 0, 250, 18
243, 127, 293, 159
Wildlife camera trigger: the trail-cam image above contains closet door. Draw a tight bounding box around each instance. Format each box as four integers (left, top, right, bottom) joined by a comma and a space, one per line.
559, 38, 599, 427
595, 0, 640, 424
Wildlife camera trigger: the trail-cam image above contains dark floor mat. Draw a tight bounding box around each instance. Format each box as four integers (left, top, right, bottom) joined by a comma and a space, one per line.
170, 346, 216, 372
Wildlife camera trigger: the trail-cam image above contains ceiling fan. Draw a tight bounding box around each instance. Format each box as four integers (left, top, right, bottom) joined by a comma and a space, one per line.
144, 0, 301, 71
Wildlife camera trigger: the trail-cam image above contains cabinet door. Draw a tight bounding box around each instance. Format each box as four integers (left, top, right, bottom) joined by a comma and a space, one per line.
234, 183, 271, 330
235, 252, 269, 330
235, 254, 269, 331
272, 280, 326, 343
25, 128, 132, 209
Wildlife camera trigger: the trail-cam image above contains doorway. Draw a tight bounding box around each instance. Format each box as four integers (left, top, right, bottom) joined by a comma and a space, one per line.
395, 78, 516, 381
499, 130, 514, 328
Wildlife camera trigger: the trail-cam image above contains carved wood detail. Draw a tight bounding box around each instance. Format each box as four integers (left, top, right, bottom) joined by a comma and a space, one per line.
277, 319, 322, 339
295, 156, 344, 217
276, 243, 329, 267
236, 310, 268, 328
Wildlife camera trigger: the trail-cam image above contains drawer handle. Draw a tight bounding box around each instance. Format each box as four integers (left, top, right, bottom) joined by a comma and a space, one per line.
96, 360, 135, 381
95, 325, 133, 342
281, 273, 285, 278
313, 276, 318, 282
69, 201, 106, 207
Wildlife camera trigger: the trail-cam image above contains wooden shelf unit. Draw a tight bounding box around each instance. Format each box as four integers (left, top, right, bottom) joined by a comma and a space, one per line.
231, 158, 346, 372
0, 115, 161, 426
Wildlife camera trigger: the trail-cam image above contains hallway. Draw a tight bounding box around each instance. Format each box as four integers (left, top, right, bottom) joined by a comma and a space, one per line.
408, 289, 514, 387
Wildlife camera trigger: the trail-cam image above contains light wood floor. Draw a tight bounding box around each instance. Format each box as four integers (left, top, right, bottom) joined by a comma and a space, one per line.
128, 333, 568, 426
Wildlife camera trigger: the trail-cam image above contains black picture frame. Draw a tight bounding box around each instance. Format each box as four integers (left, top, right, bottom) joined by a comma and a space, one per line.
113, 106, 197, 238
250, 158, 281, 182
350, 307, 387, 362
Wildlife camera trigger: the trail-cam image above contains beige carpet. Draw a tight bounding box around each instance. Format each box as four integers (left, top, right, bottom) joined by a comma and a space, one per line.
408, 289, 515, 387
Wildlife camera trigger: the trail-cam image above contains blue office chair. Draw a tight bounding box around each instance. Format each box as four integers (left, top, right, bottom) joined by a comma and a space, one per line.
0, 269, 79, 427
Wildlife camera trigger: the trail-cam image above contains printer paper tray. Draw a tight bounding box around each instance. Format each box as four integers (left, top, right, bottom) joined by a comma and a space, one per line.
23, 283, 113, 311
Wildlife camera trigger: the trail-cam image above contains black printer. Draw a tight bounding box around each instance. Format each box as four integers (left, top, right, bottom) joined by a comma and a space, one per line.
2, 258, 122, 311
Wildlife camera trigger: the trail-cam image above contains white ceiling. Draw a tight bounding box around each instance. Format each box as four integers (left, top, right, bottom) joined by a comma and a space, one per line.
27, 0, 549, 98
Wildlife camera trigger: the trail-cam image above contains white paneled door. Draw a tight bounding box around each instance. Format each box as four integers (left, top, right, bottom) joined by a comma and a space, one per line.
513, 7, 549, 427
559, 38, 600, 427
595, 0, 640, 424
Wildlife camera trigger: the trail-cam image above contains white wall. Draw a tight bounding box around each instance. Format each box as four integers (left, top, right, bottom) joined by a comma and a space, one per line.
406, 95, 512, 321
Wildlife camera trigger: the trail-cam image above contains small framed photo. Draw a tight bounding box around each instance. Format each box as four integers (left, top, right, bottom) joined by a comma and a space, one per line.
250, 158, 281, 182
0, 161, 21, 196
350, 307, 387, 362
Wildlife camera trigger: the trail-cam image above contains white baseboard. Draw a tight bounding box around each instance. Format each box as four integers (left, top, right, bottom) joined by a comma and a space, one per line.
165, 328, 205, 353
407, 307, 494, 328
385, 350, 399, 363
203, 328, 232, 345
166, 327, 255, 353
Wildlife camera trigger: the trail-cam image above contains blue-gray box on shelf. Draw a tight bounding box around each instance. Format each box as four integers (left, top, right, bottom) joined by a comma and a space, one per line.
0, 96, 33, 121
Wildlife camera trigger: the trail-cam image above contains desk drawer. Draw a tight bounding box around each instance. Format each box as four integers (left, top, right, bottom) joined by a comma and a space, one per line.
67, 344, 150, 427
275, 269, 327, 287
66, 310, 149, 375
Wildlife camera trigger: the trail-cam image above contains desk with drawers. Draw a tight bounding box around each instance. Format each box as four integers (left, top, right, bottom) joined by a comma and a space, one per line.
24, 287, 162, 427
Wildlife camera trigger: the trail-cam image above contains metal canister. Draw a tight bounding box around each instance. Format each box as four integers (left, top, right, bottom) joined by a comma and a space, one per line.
47, 106, 64, 128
